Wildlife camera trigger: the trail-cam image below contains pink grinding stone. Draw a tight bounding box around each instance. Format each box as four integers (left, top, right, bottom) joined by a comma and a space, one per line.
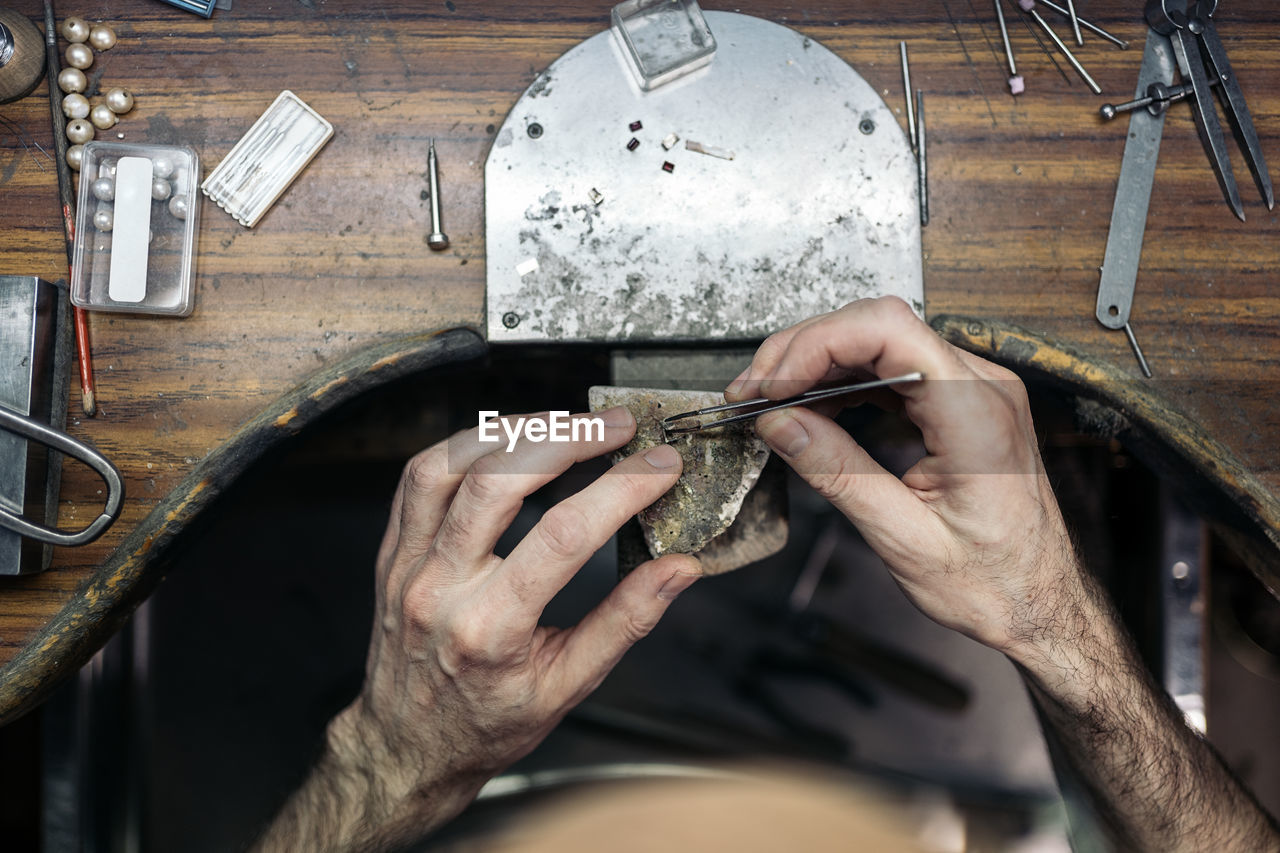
1009, 75, 1025, 94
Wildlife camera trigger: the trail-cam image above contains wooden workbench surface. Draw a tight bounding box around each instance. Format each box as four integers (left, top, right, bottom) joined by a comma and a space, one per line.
0, 0, 1276, 715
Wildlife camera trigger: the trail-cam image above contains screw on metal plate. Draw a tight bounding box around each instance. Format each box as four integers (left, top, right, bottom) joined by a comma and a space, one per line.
527, 122, 543, 139
859, 118, 876, 134
502, 312, 521, 328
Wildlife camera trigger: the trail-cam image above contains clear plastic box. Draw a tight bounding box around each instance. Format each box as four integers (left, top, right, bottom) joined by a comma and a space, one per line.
611, 0, 716, 91
70, 142, 200, 316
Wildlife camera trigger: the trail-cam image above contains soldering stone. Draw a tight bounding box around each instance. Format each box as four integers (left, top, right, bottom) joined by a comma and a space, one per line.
588, 386, 777, 573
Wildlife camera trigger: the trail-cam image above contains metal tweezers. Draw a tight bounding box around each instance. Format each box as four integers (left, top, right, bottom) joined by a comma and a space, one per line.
661, 372, 924, 436
1147, 0, 1273, 219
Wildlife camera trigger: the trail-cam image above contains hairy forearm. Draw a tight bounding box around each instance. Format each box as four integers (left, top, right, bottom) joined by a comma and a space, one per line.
1010, 567, 1279, 852
250, 703, 477, 853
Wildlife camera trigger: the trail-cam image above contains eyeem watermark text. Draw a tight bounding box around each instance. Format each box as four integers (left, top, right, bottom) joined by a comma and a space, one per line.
478, 411, 606, 452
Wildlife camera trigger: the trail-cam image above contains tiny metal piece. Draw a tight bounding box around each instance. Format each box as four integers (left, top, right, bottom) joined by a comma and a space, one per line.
427, 139, 448, 250
526, 122, 543, 139
661, 372, 925, 436
626, 137, 640, 151
501, 311, 520, 328
899, 41, 916, 149
629, 120, 642, 131
588, 187, 604, 205
685, 139, 735, 160
662, 132, 679, 150
661, 161, 674, 173
1123, 322, 1152, 378
916, 89, 928, 226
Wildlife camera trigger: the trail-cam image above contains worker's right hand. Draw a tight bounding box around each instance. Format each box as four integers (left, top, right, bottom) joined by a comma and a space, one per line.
726, 296, 1089, 665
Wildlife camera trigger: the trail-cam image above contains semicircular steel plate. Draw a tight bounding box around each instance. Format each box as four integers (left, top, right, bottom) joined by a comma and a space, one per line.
485, 11, 922, 344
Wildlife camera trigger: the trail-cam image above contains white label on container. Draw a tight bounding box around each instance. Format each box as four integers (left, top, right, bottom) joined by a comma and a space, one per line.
108, 156, 153, 303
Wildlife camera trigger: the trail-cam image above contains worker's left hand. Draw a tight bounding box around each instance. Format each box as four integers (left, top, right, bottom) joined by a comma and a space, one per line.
253, 408, 699, 851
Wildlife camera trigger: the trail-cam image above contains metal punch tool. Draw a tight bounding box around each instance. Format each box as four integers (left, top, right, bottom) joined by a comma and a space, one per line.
661, 372, 924, 436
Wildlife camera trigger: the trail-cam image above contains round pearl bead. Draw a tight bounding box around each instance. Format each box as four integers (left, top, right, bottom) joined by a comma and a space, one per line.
66, 144, 84, 171
65, 43, 93, 70
65, 119, 94, 145
61, 16, 90, 43
151, 179, 172, 201
91, 177, 115, 202
58, 67, 87, 94
151, 157, 175, 179
168, 195, 189, 220
88, 24, 117, 51
93, 209, 114, 232
104, 87, 134, 115
61, 93, 90, 120
90, 104, 118, 130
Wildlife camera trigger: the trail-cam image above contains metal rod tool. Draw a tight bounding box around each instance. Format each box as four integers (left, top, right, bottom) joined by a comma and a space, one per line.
1019, 0, 1102, 94
994, 0, 1024, 94
1037, 0, 1129, 48
899, 42, 916, 150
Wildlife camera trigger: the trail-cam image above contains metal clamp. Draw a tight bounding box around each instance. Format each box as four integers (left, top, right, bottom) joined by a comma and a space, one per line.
0, 405, 123, 547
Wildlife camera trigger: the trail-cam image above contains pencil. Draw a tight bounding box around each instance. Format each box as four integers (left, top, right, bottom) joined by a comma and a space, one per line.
43, 0, 96, 416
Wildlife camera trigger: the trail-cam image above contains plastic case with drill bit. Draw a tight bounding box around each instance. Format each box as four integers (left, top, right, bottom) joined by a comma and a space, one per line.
70, 142, 201, 317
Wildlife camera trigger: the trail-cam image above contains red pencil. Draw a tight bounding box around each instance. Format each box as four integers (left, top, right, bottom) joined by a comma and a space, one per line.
44, 0, 96, 416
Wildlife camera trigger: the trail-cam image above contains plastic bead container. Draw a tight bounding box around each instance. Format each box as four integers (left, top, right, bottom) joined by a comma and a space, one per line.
70, 142, 200, 316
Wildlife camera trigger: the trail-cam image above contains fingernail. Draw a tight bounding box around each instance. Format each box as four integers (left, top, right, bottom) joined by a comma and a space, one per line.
658, 570, 700, 601
645, 444, 680, 468
758, 412, 809, 457
600, 406, 633, 427
725, 368, 750, 397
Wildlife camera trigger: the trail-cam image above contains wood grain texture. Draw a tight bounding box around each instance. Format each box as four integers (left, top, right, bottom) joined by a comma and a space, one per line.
0, 0, 1276, 717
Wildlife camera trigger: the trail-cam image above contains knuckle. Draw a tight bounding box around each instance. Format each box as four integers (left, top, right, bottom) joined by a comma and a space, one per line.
618, 609, 659, 645
806, 450, 859, 504
463, 457, 511, 507
400, 575, 446, 632
440, 611, 496, 669
536, 501, 592, 561
401, 448, 447, 500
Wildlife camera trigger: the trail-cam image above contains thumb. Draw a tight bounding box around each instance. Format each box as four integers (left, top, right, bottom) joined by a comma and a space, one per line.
755, 407, 921, 536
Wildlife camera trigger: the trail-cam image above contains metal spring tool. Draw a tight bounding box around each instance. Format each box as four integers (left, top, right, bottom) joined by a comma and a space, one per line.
661, 372, 924, 436
1095, 0, 1273, 376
